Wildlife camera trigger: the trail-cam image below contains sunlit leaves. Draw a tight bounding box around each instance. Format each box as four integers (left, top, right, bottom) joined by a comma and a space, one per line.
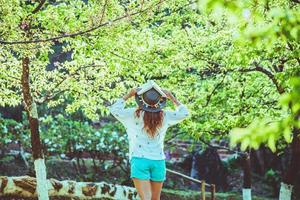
0, 0, 299, 153
199, 0, 300, 47
194, 0, 300, 151
230, 77, 300, 152
38, 114, 128, 155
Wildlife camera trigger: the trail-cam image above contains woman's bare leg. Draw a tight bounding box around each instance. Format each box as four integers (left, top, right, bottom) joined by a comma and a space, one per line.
132, 178, 152, 200
150, 181, 164, 200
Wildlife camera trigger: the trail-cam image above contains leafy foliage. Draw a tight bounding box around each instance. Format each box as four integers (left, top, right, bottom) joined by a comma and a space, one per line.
230, 77, 300, 152
0, 115, 30, 148
40, 114, 128, 158
198, 0, 300, 151
0, 0, 299, 153
0, 113, 129, 164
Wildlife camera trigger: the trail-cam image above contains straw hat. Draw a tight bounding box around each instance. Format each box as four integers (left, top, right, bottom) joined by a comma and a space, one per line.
135, 80, 167, 112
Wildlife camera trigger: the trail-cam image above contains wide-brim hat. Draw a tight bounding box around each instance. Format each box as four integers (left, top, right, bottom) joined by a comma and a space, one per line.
135, 80, 167, 112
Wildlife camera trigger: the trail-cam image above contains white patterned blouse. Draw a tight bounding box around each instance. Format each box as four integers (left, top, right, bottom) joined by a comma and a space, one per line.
109, 98, 189, 161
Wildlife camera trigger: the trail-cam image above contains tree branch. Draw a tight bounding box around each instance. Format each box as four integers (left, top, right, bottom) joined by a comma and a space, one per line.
204, 72, 227, 107
99, 0, 108, 24
32, 0, 46, 14
0, 0, 164, 45
36, 64, 103, 104
287, 42, 300, 66
109, 51, 138, 63
197, 137, 247, 156
237, 62, 285, 94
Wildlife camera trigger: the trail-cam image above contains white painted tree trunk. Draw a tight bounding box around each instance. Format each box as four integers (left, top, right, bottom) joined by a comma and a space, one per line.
279, 182, 293, 200
0, 176, 139, 199
34, 159, 49, 200
242, 188, 251, 200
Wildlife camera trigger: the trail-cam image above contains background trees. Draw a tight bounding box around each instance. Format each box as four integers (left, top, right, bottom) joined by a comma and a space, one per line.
0, 0, 299, 199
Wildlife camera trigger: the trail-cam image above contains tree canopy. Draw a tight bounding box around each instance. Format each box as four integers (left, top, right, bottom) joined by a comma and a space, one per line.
0, 0, 299, 152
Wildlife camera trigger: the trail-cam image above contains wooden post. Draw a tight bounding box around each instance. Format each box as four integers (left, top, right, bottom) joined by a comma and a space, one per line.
165, 169, 212, 200
201, 180, 206, 200
210, 184, 216, 200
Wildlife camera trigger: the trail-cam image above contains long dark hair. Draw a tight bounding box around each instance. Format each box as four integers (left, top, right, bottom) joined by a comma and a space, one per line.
135, 108, 164, 138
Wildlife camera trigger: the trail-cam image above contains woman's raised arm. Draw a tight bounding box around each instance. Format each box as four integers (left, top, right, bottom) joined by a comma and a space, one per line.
162, 89, 190, 126
109, 88, 137, 123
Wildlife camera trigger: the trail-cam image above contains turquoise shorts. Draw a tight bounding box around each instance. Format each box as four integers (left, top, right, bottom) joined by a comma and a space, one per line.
130, 157, 166, 182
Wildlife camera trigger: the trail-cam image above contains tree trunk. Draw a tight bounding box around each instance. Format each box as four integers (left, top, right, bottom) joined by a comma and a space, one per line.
242, 154, 251, 200
22, 57, 49, 200
0, 176, 139, 199
255, 149, 265, 174
279, 128, 300, 200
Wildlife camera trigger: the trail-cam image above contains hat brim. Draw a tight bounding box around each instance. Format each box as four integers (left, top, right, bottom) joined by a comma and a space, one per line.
135, 94, 166, 112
